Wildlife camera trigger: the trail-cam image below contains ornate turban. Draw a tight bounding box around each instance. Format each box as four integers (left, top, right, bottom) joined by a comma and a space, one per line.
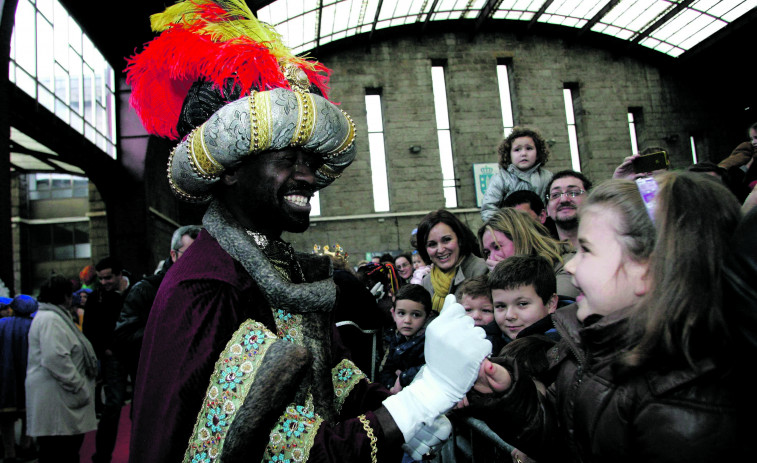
125, 0, 357, 202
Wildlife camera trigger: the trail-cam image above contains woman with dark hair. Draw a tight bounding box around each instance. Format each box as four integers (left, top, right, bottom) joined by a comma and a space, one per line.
416, 209, 488, 313
25, 275, 98, 463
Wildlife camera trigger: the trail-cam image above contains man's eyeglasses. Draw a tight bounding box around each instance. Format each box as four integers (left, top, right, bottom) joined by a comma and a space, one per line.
546, 189, 585, 201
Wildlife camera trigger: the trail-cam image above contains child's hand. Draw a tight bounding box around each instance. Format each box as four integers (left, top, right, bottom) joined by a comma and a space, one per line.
473, 359, 512, 394
390, 373, 403, 394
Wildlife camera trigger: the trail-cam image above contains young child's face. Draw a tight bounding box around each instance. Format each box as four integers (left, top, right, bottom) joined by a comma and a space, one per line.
493, 284, 556, 340
412, 253, 425, 269
564, 207, 649, 322
461, 294, 494, 327
510, 136, 538, 171
392, 299, 428, 338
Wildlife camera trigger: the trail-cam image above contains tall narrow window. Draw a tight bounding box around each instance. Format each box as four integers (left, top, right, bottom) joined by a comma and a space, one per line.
431, 63, 457, 208
496, 59, 514, 137
628, 111, 639, 155
690, 136, 698, 164
562, 84, 581, 172
309, 191, 321, 217
365, 91, 390, 212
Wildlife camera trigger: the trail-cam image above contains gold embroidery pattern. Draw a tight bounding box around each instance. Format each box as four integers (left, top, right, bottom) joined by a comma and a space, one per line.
264, 396, 323, 463
331, 359, 366, 414
184, 321, 279, 462
189, 124, 224, 178
291, 92, 316, 147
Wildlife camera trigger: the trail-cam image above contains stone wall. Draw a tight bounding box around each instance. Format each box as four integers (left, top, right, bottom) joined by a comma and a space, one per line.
284, 29, 734, 261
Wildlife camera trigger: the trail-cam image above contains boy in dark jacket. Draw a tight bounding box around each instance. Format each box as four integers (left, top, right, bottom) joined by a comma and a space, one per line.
379, 284, 434, 393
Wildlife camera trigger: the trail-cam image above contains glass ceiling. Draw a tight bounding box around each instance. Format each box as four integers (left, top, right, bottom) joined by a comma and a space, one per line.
257, 0, 757, 58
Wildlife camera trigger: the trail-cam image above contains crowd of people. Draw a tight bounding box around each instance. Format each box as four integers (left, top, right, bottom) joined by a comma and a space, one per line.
5, 122, 754, 462
3, 1, 757, 461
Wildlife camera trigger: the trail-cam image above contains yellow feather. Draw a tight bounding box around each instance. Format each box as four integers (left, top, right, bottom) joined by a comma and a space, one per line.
146, 0, 325, 72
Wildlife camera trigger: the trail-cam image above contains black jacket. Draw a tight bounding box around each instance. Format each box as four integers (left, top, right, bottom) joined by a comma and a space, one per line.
471, 304, 752, 462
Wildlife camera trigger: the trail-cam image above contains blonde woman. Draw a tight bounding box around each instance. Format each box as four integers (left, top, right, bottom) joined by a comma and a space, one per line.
478, 208, 578, 299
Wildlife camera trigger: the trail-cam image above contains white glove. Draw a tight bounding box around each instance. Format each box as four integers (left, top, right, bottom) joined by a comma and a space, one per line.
369, 281, 385, 301
383, 295, 491, 441
402, 414, 452, 461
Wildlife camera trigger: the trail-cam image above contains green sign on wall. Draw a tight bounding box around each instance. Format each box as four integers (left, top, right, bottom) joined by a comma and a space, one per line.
473, 163, 499, 208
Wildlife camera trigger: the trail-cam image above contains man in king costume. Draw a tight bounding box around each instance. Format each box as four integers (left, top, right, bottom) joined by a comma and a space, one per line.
125, 2, 492, 462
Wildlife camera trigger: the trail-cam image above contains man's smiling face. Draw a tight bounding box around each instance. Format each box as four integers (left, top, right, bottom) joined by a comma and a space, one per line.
547, 175, 587, 228
224, 148, 319, 237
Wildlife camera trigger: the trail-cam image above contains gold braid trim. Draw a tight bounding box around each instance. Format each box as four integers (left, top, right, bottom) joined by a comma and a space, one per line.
188, 124, 224, 178
316, 163, 342, 181
358, 415, 378, 463
167, 140, 211, 203
249, 92, 273, 154
325, 109, 357, 160
291, 92, 316, 147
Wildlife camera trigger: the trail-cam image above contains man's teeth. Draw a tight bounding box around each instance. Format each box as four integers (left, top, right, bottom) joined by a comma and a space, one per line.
285, 195, 310, 207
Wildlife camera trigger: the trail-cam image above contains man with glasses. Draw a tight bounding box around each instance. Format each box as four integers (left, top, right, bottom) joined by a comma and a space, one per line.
545, 170, 593, 249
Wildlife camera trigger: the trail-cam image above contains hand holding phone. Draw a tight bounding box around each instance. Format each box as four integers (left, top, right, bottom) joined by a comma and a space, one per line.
633, 150, 670, 174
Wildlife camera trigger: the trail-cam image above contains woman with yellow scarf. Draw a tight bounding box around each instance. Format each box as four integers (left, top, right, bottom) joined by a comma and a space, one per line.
416, 210, 488, 313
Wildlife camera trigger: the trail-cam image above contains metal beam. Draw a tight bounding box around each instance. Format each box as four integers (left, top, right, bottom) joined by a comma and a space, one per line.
579, 0, 620, 37
369, 0, 385, 41
421, 0, 441, 33
528, 0, 554, 30
315, 0, 323, 51
632, 0, 695, 45
474, 0, 503, 32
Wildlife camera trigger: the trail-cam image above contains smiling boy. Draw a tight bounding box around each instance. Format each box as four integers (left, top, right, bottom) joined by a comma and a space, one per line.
489, 255, 559, 346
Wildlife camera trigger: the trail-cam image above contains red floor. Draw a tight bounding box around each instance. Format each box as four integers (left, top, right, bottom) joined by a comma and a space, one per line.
80, 403, 131, 463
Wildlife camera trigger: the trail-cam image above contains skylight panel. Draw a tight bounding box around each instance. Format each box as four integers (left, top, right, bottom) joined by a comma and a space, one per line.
653, 9, 701, 41
287, 0, 309, 17
393, 0, 413, 18
546, 0, 607, 19
321, 3, 337, 37
678, 19, 725, 48
438, 0, 462, 10
344, 0, 362, 29
710, 0, 757, 20
378, 0, 397, 20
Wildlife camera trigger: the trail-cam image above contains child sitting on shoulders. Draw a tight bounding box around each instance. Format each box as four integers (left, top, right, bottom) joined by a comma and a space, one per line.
481, 126, 553, 222
378, 284, 434, 393
455, 275, 505, 355
489, 255, 559, 348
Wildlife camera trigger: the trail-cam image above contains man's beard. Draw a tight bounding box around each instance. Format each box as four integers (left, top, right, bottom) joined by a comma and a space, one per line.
554, 216, 579, 230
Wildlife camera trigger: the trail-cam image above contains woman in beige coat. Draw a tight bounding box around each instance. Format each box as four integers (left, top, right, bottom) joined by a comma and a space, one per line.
26, 275, 98, 463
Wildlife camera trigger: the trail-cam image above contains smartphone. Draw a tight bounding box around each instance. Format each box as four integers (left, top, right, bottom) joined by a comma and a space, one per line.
633, 151, 669, 174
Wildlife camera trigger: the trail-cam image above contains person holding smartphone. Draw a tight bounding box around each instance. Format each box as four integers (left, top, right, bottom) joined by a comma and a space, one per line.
613, 146, 671, 180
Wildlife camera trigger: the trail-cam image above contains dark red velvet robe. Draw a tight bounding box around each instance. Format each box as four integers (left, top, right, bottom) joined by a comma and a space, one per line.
130, 231, 401, 462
